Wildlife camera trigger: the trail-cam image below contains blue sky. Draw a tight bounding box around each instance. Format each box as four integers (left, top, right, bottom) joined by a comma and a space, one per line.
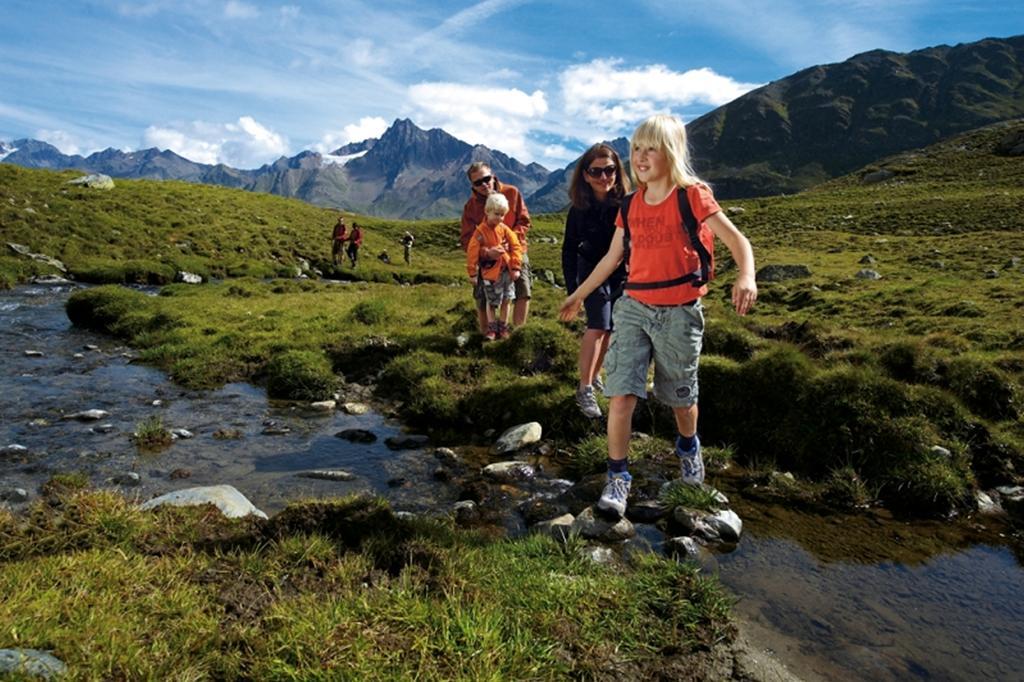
1, 0, 1021, 169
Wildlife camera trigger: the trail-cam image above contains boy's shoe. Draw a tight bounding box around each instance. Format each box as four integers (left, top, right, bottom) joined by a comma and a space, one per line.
596, 472, 632, 518
484, 322, 498, 341
676, 434, 704, 485
575, 384, 602, 419
592, 374, 604, 393
497, 321, 511, 340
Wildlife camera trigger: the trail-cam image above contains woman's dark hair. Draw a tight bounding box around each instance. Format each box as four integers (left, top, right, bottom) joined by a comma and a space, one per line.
568, 143, 630, 210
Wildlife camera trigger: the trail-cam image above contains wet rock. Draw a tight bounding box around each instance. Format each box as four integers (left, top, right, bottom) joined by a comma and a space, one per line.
385, 434, 430, 450
996, 486, 1024, 518
297, 469, 355, 482
432, 467, 452, 481
671, 508, 721, 541
174, 271, 203, 284
571, 506, 635, 542
1, 444, 28, 454
707, 509, 743, 543
0, 488, 29, 503
140, 484, 268, 519
65, 409, 110, 421
84, 344, 99, 351
261, 421, 291, 435
387, 477, 407, 488
626, 499, 670, 523
72, 352, 85, 359
755, 264, 811, 282
493, 422, 542, 454
433, 447, 460, 464
169, 468, 192, 480
975, 491, 1002, 515
30, 274, 71, 285
534, 513, 575, 542
856, 269, 882, 280
24, 349, 44, 357
169, 428, 194, 440
665, 536, 704, 562
213, 428, 243, 440
341, 402, 370, 415
309, 400, 336, 412
112, 472, 141, 487
453, 500, 479, 525
483, 461, 535, 483
0, 649, 67, 679
519, 496, 570, 526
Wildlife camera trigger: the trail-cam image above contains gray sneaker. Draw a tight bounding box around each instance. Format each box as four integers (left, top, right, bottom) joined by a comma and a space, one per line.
676, 434, 704, 485
592, 374, 605, 393
575, 384, 602, 419
596, 472, 632, 518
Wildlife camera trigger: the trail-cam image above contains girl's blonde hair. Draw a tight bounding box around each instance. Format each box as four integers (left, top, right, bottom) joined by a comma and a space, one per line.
484, 192, 509, 215
629, 114, 703, 189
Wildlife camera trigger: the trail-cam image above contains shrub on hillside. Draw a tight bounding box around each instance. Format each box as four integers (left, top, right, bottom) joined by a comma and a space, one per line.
66, 286, 150, 334
488, 321, 577, 380
349, 299, 392, 325
74, 259, 176, 285
265, 350, 336, 401
942, 356, 1020, 422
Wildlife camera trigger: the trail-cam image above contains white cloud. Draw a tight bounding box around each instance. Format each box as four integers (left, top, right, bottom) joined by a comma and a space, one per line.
35, 129, 84, 156
540, 144, 578, 163
560, 59, 760, 130
142, 116, 288, 168
408, 82, 548, 159
313, 116, 389, 153
224, 1, 259, 20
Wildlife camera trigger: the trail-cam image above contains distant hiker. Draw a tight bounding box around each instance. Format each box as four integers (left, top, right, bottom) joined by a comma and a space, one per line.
562, 143, 630, 419
401, 231, 415, 265
331, 215, 348, 266
461, 162, 532, 334
467, 193, 522, 341
558, 114, 757, 519
378, 250, 391, 264
347, 223, 363, 267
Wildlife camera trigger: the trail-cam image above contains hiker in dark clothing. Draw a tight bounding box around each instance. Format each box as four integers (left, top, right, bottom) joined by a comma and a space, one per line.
347, 223, 363, 267
331, 215, 348, 266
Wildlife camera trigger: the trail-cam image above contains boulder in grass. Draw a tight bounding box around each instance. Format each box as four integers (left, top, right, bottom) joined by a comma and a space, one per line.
175, 271, 203, 284
0, 649, 68, 679
139, 484, 267, 519
67, 173, 115, 189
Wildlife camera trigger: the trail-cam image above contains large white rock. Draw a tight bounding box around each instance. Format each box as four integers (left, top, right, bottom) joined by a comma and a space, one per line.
493, 422, 542, 454
139, 484, 267, 519
67, 173, 115, 189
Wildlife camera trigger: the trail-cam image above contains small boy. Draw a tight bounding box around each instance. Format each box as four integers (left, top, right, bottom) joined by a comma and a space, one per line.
467, 193, 523, 341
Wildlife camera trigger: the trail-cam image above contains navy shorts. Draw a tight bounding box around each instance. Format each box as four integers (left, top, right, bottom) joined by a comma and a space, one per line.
577, 257, 623, 331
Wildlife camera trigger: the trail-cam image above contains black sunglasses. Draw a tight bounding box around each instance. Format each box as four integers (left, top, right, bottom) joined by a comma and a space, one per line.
472, 175, 494, 187
585, 165, 616, 178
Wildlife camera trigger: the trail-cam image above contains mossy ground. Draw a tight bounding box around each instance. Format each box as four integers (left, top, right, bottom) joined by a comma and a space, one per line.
2, 121, 1024, 675
0, 491, 731, 680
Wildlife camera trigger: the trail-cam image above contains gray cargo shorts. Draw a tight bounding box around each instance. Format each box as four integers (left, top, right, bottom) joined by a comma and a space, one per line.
603, 294, 705, 407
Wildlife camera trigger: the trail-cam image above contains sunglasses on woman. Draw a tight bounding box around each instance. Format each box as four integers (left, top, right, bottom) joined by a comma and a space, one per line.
472, 175, 494, 187
585, 165, 616, 178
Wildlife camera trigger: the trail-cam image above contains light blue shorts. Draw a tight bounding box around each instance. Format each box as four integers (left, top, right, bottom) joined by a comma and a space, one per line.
603, 294, 705, 407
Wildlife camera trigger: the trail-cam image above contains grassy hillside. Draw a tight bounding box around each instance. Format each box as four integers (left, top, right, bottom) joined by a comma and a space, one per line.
5, 121, 1024, 516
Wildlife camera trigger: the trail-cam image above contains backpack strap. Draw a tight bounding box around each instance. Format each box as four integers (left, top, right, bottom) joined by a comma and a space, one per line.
623, 187, 712, 291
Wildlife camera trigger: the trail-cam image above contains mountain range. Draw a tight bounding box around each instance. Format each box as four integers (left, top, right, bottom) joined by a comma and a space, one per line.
3, 35, 1022, 217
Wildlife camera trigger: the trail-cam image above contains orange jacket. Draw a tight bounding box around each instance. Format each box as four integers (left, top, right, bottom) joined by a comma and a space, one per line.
467, 222, 523, 281
460, 181, 531, 252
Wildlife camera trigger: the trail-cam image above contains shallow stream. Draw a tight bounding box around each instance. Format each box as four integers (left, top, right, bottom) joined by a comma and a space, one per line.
2, 283, 1022, 681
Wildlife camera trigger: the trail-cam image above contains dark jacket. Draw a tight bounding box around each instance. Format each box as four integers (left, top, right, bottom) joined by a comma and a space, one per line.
561, 201, 625, 295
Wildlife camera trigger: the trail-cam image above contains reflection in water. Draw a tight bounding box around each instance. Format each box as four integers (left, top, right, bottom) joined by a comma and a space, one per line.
716, 483, 1024, 681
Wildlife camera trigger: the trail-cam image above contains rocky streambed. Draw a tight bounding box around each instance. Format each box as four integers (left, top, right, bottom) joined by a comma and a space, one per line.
3, 282, 1024, 681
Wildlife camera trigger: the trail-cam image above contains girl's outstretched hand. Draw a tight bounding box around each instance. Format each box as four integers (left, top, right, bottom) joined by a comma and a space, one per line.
732, 274, 757, 316
558, 295, 582, 322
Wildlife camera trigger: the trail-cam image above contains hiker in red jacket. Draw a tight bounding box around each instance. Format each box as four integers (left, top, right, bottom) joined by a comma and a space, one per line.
331, 215, 348, 266
346, 223, 363, 267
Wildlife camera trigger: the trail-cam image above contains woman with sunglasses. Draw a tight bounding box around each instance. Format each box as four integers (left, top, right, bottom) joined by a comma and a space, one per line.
562, 143, 631, 419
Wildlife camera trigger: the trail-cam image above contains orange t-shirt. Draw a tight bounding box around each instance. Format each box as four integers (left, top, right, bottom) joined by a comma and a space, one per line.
615, 184, 720, 306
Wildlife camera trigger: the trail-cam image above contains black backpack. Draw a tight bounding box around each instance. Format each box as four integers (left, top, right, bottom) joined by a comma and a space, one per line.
619, 188, 714, 292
